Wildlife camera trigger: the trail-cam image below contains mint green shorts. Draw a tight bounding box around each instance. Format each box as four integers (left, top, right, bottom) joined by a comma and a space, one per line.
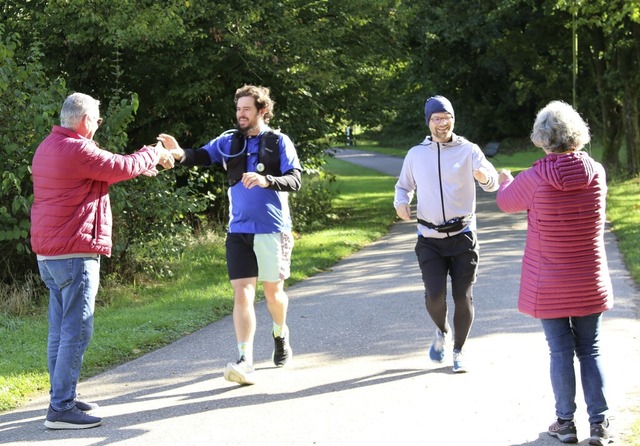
226, 232, 294, 282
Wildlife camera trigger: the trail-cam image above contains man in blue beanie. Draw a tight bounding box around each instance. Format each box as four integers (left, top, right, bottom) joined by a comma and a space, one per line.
394, 95, 499, 373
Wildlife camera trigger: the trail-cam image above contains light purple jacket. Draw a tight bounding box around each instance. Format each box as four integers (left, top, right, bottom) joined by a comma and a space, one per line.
394, 133, 498, 239
496, 151, 613, 319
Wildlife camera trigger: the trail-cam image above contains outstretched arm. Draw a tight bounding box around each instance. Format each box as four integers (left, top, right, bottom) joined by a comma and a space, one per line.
157, 133, 211, 166
157, 133, 185, 161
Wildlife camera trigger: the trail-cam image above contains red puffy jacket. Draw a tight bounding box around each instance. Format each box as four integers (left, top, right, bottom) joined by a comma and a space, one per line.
496, 151, 613, 319
30, 126, 160, 257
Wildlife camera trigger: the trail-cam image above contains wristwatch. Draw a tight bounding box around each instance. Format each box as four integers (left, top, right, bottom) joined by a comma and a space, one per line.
266, 175, 275, 186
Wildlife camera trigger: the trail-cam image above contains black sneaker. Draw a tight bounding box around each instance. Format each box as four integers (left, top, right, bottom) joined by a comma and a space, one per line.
44, 405, 102, 430
589, 419, 613, 445
272, 329, 292, 367
75, 400, 99, 411
548, 419, 578, 443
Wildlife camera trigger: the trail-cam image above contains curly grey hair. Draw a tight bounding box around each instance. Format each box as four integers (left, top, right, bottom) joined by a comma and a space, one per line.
530, 100, 590, 153
60, 92, 100, 130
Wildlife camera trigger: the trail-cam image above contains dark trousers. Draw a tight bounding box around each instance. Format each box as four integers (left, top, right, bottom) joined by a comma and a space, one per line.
415, 231, 479, 351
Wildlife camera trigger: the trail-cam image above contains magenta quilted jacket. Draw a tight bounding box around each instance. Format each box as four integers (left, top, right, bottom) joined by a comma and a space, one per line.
496, 151, 613, 319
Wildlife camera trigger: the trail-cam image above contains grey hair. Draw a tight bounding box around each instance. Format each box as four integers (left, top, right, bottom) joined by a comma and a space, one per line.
60, 92, 100, 129
530, 100, 590, 153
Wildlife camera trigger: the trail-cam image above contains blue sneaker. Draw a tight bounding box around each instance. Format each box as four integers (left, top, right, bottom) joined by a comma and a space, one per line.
452, 350, 467, 373
44, 405, 102, 430
75, 400, 99, 411
429, 329, 451, 363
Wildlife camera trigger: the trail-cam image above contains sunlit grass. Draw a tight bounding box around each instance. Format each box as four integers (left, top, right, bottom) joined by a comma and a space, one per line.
626, 417, 640, 446
606, 176, 640, 282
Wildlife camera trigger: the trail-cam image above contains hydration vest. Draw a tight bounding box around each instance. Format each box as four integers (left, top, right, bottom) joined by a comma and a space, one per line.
225, 130, 281, 186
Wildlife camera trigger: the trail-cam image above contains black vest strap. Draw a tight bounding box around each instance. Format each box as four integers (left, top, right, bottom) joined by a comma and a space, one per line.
225, 132, 246, 186
225, 131, 282, 186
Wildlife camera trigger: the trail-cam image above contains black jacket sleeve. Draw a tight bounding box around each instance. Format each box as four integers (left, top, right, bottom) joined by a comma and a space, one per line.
180, 148, 212, 166
266, 168, 302, 192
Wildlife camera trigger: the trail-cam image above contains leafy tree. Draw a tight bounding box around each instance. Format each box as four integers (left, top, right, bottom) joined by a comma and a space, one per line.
1, 0, 407, 289
379, 0, 575, 147
0, 26, 66, 283
0, 21, 210, 286
557, 0, 640, 175
96, 94, 213, 280
6, 0, 404, 206
9, 0, 402, 158
6, 0, 640, 293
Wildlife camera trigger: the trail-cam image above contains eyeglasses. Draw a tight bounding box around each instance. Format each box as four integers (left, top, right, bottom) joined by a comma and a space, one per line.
430, 116, 453, 124
86, 114, 103, 126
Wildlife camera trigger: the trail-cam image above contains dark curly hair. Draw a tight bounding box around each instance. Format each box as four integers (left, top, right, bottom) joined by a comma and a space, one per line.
234, 85, 275, 123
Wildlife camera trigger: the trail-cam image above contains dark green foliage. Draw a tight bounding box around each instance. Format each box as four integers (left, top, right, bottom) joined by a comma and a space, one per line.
290, 174, 337, 233
0, 27, 66, 283
378, 0, 574, 146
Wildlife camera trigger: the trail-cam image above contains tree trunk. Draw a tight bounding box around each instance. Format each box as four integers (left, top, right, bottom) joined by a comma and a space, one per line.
619, 21, 640, 176
620, 80, 640, 176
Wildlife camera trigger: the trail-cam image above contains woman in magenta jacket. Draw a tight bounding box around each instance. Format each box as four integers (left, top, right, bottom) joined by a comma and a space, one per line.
496, 101, 613, 445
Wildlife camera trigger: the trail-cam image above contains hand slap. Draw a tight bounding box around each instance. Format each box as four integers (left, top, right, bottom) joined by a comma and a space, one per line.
157, 134, 185, 161
157, 133, 179, 150
498, 169, 513, 186
145, 142, 175, 170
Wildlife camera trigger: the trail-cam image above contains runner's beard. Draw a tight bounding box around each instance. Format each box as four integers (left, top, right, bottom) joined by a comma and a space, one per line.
236, 121, 259, 137
433, 127, 453, 141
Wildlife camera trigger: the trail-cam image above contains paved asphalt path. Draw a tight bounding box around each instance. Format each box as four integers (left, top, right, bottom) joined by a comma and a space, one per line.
1, 148, 638, 445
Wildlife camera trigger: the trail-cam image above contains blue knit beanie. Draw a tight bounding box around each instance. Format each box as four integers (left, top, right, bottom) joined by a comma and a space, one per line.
424, 95, 455, 124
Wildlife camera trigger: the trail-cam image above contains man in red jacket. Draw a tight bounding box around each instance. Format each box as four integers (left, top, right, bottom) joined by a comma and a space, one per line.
31, 92, 174, 430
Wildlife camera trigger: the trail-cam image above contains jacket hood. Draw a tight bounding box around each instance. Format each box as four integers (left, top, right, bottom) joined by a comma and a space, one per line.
421, 133, 467, 149
534, 151, 596, 191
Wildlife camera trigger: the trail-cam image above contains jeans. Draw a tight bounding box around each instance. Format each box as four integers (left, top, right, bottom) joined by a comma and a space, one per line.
540, 314, 608, 424
38, 256, 100, 411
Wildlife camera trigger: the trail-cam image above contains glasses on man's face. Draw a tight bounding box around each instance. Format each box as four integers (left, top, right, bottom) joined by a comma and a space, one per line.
430, 116, 453, 125
87, 114, 103, 127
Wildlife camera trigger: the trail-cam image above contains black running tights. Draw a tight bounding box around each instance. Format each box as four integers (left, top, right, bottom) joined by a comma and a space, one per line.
415, 232, 479, 351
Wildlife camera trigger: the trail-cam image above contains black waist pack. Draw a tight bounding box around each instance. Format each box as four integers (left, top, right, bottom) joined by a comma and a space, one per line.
417, 215, 471, 233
